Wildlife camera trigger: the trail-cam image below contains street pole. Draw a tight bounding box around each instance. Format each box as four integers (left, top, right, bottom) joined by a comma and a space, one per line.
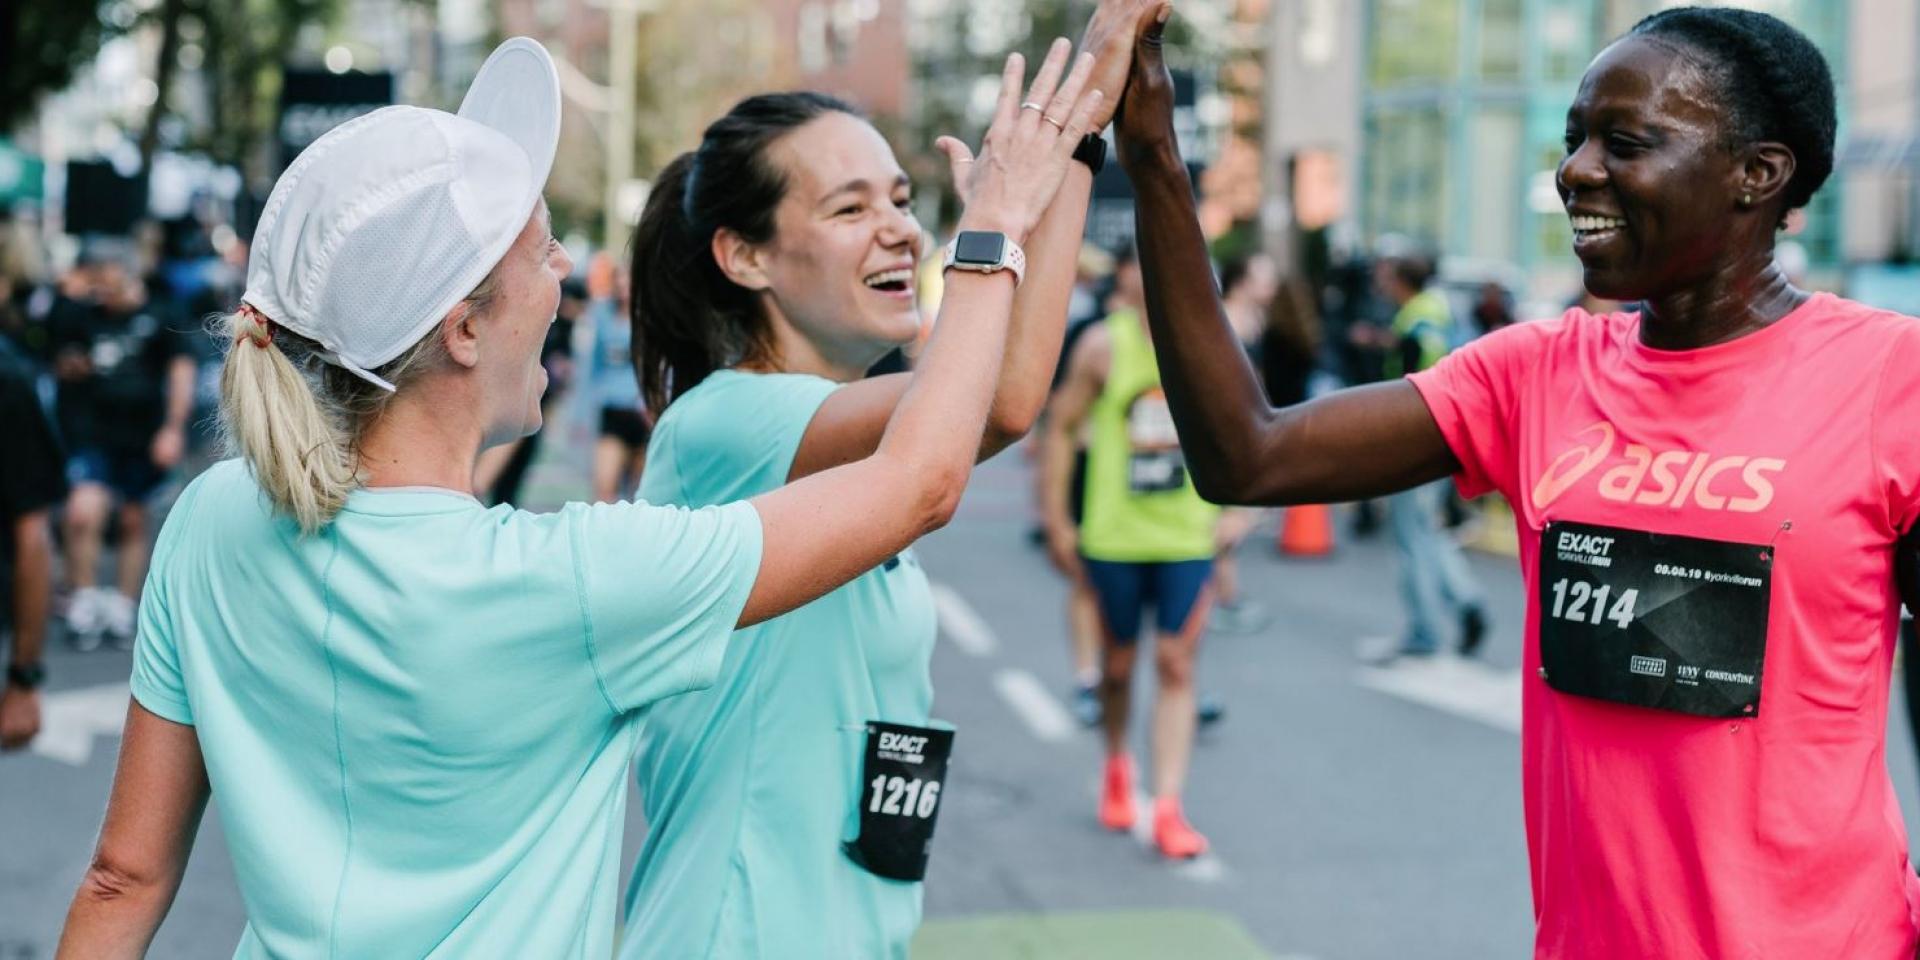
606, 0, 640, 257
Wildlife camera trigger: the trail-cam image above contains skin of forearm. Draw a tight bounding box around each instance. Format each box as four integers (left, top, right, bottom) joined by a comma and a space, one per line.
1039, 416, 1080, 531
163, 357, 194, 429
56, 880, 178, 960
12, 514, 51, 666
1129, 151, 1277, 503
984, 165, 1094, 452
875, 266, 1018, 495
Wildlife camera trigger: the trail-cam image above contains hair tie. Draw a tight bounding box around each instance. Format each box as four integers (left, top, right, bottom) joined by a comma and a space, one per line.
237, 303, 276, 349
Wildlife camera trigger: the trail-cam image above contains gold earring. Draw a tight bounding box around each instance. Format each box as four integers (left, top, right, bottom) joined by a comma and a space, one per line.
1742, 193, 1752, 207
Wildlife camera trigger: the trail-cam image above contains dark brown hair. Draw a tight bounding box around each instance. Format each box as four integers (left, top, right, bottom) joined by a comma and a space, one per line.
629, 91, 859, 410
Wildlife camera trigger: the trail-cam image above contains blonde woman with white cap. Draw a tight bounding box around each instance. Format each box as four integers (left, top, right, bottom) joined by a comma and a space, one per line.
55, 37, 1103, 958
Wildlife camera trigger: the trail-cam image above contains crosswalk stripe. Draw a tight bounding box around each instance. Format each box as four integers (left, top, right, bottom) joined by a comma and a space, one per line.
992, 668, 1076, 743
1353, 653, 1523, 734
931, 583, 998, 658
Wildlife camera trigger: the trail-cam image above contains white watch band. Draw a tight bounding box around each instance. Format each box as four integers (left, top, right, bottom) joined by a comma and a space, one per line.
942, 234, 1026, 287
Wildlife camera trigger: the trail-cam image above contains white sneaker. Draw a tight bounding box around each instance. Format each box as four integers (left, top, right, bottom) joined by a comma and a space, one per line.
65, 587, 106, 651
102, 590, 137, 649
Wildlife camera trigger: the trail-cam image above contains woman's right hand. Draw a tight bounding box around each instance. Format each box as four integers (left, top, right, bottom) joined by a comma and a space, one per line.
935, 41, 1104, 244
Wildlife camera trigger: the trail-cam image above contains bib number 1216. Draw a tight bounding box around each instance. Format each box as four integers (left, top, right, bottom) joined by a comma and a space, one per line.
868, 775, 941, 819
1548, 579, 1637, 630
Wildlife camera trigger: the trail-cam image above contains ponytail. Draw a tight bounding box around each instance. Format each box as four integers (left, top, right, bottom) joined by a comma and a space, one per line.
218, 309, 358, 534
216, 272, 492, 533
630, 91, 859, 412
631, 153, 744, 412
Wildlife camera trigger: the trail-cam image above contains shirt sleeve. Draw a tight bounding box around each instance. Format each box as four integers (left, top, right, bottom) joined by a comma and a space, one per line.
646, 373, 841, 507
128, 474, 210, 725
1873, 321, 1920, 536
1406, 317, 1554, 501
571, 498, 765, 713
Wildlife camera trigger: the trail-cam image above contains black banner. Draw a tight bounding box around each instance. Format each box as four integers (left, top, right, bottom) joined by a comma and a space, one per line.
277, 69, 394, 171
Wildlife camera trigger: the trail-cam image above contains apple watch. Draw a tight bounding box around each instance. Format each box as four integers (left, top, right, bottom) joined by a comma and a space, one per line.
942, 231, 1026, 287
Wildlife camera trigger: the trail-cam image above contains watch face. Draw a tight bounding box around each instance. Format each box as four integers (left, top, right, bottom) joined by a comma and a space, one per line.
953, 231, 1006, 266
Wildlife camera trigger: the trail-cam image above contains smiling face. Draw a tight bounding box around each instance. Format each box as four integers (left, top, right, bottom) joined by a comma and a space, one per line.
476, 200, 572, 444
745, 111, 923, 374
1557, 37, 1752, 300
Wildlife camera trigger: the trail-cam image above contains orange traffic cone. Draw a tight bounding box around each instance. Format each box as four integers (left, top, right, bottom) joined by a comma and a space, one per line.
1278, 503, 1334, 557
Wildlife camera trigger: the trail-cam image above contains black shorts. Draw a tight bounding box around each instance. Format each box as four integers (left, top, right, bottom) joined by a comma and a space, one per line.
1069, 449, 1088, 528
599, 406, 651, 449
67, 447, 167, 503
1, 373, 68, 545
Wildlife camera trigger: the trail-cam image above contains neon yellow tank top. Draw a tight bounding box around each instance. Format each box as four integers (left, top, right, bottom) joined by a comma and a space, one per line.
1078, 309, 1221, 563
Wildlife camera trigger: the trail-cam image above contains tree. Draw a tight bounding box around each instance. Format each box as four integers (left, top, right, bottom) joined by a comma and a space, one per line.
905, 0, 1215, 228
1, 0, 117, 132
191, 0, 340, 181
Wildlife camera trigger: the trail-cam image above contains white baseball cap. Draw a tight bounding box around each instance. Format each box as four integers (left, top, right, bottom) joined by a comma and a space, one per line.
242, 37, 561, 390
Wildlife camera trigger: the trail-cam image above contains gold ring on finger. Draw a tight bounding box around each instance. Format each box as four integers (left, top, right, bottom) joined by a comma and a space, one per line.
1040, 115, 1067, 133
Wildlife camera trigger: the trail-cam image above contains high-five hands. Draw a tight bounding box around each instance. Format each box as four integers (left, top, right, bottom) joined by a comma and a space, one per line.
935, 41, 1103, 241
1113, 1, 1178, 172
1080, 0, 1175, 133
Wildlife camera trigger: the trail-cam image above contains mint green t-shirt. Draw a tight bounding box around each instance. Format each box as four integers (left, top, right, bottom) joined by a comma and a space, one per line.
622, 370, 937, 960
129, 459, 762, 959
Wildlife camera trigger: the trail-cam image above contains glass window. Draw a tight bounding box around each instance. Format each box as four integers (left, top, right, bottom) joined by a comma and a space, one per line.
1366, 107, 1449, 244
1478, 0, 1525, 80
1540, 0, 1599, 82
1466, 108, 1524, 262
1529, 140, 1575, 265
1370, 0, 1460, 86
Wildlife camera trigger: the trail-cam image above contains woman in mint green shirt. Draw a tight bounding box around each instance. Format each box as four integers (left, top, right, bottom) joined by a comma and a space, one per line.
54, 37, 1107, 959
619, 19, 1148, 956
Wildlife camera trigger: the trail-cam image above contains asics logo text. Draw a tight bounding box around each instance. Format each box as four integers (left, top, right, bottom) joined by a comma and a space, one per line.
1531, 422, 1783, 513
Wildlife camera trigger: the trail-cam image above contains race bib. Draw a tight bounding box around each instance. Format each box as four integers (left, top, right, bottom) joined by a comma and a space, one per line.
1125, 388, 1186, 494
843, 721, 954, 882
1128, 450, 1187, 493
1537, 520, 1772, 718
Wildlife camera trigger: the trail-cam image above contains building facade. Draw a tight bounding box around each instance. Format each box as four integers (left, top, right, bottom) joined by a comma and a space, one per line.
1269, 0, 1918, 301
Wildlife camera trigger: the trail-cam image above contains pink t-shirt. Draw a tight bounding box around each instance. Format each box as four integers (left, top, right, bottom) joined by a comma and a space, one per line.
1410, 293, 1920, 959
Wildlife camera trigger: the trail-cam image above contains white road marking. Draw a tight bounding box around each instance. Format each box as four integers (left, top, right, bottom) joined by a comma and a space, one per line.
992, 668, 1076, 743
1353, 651, 1523, 734
30, 682, 131, 766
931, 583, 998, 658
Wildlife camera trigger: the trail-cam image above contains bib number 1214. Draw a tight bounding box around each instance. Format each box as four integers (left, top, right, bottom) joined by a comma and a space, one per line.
1548, 579, 1637, 630
868, 775, 941, 819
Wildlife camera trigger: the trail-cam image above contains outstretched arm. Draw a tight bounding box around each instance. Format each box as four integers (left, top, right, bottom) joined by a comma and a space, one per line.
739, 51, 1106, 627
787, 0, 1166, 482
1112, 7, 1459, 506
56, 702, 209, 958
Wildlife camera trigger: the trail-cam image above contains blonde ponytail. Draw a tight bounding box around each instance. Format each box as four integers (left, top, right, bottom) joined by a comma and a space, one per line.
217, 309, 359, 533
215, 270, 496, 533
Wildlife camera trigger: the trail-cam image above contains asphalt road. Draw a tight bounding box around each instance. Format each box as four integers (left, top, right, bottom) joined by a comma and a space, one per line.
7, 443, 1920, 959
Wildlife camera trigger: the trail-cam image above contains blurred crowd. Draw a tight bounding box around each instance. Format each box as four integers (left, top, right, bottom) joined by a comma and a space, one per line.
0, 205, 1547, 745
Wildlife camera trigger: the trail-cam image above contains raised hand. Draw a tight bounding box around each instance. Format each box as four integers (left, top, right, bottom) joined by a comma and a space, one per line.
1079, 0, 1173, 132
935, 41, 1104, 243
1113, 2, 1177, 172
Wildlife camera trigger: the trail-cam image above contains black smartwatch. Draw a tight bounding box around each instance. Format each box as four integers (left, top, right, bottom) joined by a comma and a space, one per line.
7, 663, 45, 690
1072, 133, 1107, 174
